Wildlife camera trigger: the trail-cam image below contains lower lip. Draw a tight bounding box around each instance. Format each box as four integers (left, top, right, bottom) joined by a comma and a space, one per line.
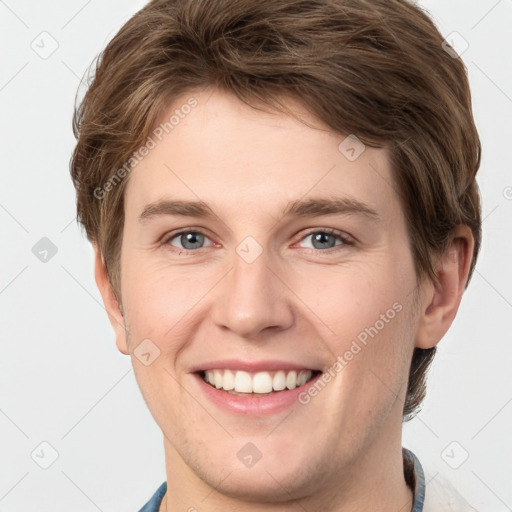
192, 372, 322, 415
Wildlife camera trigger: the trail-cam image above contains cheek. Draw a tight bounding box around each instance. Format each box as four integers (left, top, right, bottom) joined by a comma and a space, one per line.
297, 264, 407, 343
119, 255, 227, 369
302, 263, 415, 393
121, 254, 203, 325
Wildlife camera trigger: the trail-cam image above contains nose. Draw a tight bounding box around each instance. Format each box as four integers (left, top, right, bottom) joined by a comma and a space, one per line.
210, 247, 295, 339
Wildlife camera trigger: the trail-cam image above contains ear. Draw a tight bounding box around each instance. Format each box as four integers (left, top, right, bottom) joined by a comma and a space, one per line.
415, 225, 475, 349
93, 245, 129, 355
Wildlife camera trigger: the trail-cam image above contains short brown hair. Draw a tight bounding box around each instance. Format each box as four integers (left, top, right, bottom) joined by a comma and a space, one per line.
70, 0, 481, 419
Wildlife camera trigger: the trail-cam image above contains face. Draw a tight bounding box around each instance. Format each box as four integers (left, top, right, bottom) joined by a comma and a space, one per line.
111, 88, 425, 501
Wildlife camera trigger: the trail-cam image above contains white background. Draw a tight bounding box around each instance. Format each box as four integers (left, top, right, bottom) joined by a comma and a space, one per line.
0, 1, 511, 510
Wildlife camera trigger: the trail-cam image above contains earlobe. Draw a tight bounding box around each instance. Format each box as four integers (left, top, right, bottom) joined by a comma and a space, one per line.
415, 226, 475, 349
93, 246, 129, 355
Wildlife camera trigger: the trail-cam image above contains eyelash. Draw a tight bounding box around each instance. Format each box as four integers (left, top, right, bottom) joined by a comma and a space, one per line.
161, 227, 354, 255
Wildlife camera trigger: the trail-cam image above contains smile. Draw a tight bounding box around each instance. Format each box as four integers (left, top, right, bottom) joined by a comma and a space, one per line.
201, 369, 320, 395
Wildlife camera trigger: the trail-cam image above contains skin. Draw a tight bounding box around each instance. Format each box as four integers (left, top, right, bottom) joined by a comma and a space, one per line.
95, 88, 474, 511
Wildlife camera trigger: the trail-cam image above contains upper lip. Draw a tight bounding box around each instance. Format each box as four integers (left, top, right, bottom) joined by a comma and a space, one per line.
189, 359, 321, 373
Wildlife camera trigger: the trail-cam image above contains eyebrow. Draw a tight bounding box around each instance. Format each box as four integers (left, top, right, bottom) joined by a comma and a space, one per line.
138, 196, 379, 223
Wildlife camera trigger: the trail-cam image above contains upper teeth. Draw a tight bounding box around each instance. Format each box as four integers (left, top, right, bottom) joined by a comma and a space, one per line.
203, 369, 314, 393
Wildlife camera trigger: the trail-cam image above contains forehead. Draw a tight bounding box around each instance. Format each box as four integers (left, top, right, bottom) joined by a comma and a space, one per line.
124, 89, 400, 223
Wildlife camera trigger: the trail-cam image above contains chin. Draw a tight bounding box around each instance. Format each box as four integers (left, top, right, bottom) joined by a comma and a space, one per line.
191, 443, 326, 504
206, 467, 314, 503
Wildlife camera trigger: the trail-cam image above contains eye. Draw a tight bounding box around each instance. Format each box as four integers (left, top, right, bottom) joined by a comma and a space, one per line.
164, 230, 214, 251
297, 229, 352, 251
162, 228, 352, 254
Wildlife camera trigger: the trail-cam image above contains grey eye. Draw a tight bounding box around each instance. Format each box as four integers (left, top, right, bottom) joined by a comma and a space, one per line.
169, 232, 207, 250
303, 232, 341, 250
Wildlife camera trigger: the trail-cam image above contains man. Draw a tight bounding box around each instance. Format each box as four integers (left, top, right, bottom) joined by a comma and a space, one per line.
70, 0, 481, 510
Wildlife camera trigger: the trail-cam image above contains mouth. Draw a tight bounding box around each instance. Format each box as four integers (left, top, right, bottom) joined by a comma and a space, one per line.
197, 368, 322, 397
190, 359, 325, 414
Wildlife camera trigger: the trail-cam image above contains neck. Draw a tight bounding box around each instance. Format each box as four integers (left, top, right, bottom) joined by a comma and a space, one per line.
160, 410, 412, 512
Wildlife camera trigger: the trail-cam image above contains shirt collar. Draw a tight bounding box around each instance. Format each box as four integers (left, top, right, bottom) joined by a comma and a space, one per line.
403, 447, 426, 512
